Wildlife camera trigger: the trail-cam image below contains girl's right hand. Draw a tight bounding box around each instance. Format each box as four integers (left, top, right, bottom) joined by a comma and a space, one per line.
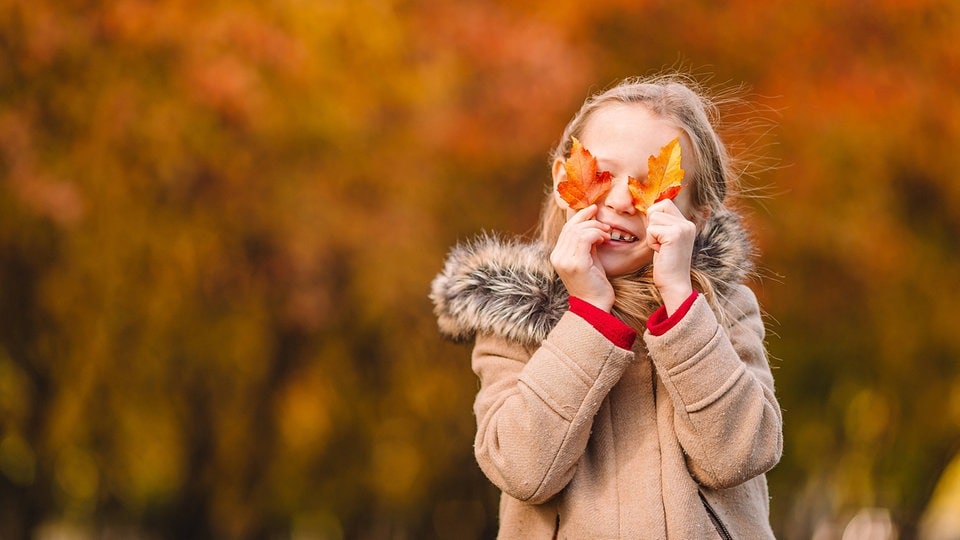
550, 205, 615, 312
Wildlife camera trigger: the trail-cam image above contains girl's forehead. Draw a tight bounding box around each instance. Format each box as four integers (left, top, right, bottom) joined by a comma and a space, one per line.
580, 103, 683, 148
589, 101, 656, 120
579, 103, 696, 179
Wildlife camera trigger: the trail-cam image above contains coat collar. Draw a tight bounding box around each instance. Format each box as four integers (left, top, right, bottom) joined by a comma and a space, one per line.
430, 210, 755, 345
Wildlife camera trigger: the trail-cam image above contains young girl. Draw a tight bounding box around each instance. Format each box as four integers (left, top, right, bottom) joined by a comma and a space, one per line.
431, 75, 782, 539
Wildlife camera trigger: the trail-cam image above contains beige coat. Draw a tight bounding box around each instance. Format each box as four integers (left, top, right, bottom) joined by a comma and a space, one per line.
431, 213, 783, 538
474, 286, 779, 538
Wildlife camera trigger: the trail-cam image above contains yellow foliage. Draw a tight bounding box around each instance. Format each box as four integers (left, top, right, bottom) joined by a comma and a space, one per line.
1, 0, 959, 538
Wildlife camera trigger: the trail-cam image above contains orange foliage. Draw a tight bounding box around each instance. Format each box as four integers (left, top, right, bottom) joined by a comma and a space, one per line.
556, 137, 612, 210
627, 137, 684, 213
1, 0, 959, 538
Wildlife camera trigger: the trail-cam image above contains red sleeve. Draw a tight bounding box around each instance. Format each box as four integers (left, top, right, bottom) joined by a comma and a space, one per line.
646, 290, 699, 336
568, 296, 637, 350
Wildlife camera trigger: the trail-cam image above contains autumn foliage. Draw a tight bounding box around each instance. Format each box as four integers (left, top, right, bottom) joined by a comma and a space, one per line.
628, 136, 684, 212
556, 136, 683, 212
557, 137, 613, 210
1, 0, 960, 539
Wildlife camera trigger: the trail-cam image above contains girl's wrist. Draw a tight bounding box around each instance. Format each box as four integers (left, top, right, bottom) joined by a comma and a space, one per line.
659, 283, 694, 316
647, 289, 699, 336
565, 285, 614, 312
581, 295, 614, 312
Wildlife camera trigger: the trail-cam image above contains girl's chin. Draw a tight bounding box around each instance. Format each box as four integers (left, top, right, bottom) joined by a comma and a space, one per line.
597, 248, 652, 277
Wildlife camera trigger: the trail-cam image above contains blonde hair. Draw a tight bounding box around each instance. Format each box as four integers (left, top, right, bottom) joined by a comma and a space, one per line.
538, 74, 740, 330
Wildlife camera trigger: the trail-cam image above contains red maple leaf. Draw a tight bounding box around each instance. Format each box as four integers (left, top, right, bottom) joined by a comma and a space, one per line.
556, 137, 612, 210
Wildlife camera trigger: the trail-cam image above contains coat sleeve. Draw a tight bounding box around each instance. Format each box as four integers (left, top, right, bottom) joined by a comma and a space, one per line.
643, 284, 783, 489
471, 311, 634, 504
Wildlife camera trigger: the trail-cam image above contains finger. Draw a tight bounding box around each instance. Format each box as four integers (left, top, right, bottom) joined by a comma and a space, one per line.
646, 220, 693, 243
645, 223, 681, 251
555, 226, 609, 253
645, 227, 663, 252
558, 219, 608, 243
561, 230, 610, 257
646, 209, 696, 233
646, 199, 684, 218
568, 204, 599, 224
567, 206, 612, 231
560, 220, 610, 241
579, 228, 610, 247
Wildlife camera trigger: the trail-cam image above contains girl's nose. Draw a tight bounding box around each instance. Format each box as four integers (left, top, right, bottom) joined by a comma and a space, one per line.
603, 177, 636, 215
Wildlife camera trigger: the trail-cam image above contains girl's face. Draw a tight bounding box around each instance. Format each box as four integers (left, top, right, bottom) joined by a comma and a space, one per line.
552, 103, 700, 277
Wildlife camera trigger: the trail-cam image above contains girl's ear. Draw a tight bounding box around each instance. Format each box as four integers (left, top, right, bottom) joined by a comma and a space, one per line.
551, 157, 569, 207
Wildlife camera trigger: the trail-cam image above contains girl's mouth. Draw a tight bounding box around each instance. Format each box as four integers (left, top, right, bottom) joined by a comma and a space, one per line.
610, 229, 638, 243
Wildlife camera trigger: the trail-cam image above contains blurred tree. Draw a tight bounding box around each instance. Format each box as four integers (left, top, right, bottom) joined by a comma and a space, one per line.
0, 0, 588, 537
0, 0, 958, 538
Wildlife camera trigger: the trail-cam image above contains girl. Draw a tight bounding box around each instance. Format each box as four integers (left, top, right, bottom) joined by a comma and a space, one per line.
431, 75, 782, 539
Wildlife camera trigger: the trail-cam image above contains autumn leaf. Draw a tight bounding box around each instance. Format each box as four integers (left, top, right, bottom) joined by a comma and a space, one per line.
628, 137, 684, 213
557, 136, 612, 210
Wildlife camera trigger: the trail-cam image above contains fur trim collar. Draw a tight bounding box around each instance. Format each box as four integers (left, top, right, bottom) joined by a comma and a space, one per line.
430, 211, 754, 345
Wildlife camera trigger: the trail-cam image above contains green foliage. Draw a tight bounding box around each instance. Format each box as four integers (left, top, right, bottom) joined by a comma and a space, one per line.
1, 0, 959, 538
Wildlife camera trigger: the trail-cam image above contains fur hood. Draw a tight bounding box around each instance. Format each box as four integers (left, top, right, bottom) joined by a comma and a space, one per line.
430, 210, 755, 345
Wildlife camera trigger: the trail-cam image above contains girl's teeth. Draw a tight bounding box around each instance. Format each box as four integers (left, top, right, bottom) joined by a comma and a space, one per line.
611, 231, 637, 242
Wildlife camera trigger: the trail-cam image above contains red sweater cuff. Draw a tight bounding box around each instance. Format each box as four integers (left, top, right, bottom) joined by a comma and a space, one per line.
646, 290, 699, 336
568, 296, 637, 350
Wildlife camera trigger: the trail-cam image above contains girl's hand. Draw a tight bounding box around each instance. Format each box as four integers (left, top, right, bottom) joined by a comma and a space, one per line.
645, 199, 697, 314
550, 205, 615, 312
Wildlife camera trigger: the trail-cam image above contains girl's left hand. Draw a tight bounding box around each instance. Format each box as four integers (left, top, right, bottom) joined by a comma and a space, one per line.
644, 199, 697, 315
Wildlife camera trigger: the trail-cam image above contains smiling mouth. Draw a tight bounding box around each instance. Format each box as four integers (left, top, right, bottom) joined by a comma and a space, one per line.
610, 230, 638, 242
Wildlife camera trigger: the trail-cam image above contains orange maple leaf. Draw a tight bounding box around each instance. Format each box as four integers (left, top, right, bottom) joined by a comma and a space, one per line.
628, 137, 684, 213
556, 136, 612, 210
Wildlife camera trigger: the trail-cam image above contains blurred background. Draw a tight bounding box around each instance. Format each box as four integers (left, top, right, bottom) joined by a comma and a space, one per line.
1, 0, 959, 538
